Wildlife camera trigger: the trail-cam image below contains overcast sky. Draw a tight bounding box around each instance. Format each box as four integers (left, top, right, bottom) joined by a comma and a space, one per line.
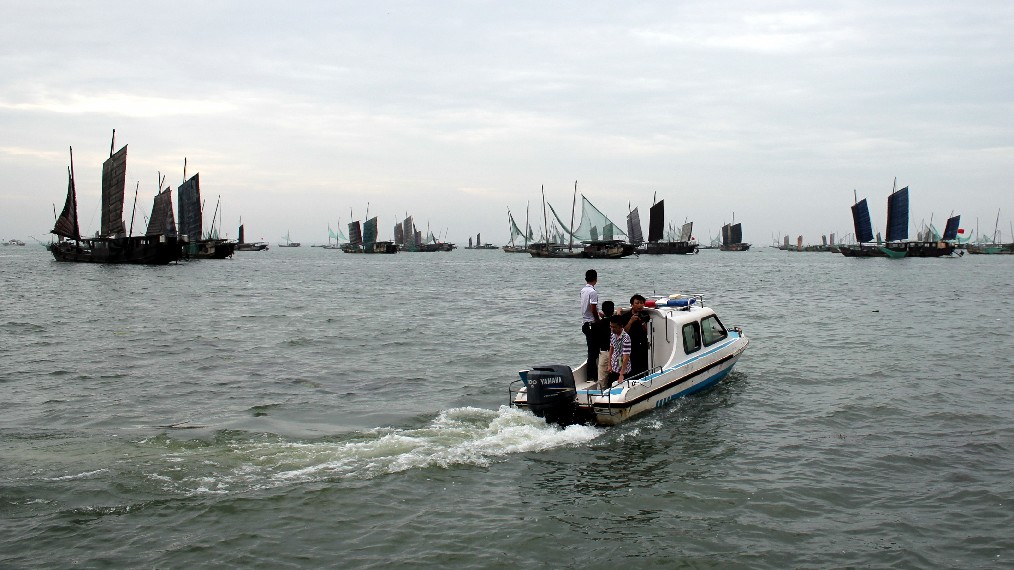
2, 1, 1012, 245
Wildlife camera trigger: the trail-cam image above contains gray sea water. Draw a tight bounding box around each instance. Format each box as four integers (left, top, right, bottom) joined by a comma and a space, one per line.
1, 244, 1011, 568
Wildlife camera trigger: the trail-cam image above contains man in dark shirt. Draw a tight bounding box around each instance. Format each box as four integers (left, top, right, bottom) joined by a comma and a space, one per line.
591, 300, 615, 386
619, 294, 650, 376
581, 269, 600, 382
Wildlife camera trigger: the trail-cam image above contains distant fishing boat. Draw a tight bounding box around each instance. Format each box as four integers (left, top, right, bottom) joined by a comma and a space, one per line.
177, 168, 236, 259
966, 210, 1013, 254
502, 207, 532, 253
638, 198, 698, 255
50, 131, 182, 265
343, 217, 397, 253
235, 222, 269, 251
395, 215, 453, 252
278, 230, 301, 247
530, 183, 635, 259
840, 184, 957, 258
719, 214, 750, 251
322, 223, 346, 250
465, 233, 497, 249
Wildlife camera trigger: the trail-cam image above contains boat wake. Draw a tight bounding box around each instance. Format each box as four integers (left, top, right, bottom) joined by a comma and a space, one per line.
144, 406, 600, 495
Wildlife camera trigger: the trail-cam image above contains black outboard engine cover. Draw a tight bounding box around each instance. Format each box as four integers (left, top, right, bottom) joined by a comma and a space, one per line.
525, 364, 577, 425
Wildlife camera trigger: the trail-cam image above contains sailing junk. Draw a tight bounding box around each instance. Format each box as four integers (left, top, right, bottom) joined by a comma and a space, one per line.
50, 134, 182, 264
719, 219, 750, 251
639, 199, 698, 255
278, 229, 301, 247
503, 209, 531, 253
177, 172, 236, 259
235, 223, 269, 251
840, 185, 958, 258
393, 214, 453, 252
342, 216, 397, 253
529, 194, 635, 259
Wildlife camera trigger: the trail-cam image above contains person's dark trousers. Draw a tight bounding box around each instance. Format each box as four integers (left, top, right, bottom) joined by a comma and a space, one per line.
582, 322, 598, 381
629, 345, 648, 377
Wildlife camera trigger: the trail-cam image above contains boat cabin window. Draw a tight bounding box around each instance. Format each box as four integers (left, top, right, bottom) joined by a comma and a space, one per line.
682, 322, 701, 354
701, 315, 728, 346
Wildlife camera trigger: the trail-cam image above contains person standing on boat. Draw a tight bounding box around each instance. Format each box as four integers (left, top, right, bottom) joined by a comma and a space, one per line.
620, 294, 650, 377
606, 314, 631, 388
581, 269, 601, 382
593, 300, 615, 384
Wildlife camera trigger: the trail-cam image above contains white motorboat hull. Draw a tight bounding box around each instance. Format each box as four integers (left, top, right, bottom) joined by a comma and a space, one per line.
510, 297, 748, 426
575, 333, 747, 425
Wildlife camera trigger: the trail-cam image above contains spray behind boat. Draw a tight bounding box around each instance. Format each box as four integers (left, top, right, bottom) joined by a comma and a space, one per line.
516, 364, 578, 425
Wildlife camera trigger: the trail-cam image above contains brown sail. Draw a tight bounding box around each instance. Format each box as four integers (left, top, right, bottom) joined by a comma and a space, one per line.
101, 145, 128, 237
52, 165, 80, 240
146, 188, 177, 237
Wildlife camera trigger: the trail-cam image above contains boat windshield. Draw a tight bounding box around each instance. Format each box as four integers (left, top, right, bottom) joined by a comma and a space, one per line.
702, 315, 728, 346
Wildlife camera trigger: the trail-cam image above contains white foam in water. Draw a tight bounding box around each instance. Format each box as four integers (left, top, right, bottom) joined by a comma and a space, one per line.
45, 468, 108, 481
149, 406, 601, 494
264, 406, 601, 484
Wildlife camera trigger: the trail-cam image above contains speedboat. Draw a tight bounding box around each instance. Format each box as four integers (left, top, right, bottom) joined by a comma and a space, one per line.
509, 294, 748, 426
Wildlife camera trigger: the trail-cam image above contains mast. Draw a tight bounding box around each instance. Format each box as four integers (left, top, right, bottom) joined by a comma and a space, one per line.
128, 182, 139, 237
524, 201, 530, 247
507, 210, 513, 247
568, 180, 577, 250
53, 146, 81, 240
209, 195, 221, 238
541, 185, 549, 245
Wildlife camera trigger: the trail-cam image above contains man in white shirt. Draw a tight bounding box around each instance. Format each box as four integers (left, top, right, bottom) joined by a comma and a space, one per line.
581, 269, 600, 382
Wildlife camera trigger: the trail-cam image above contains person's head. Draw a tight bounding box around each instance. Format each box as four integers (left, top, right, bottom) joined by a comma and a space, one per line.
601, 300, 614, 316
585, 269, 597, 284
630, 294, 645, 312
609, 313, 625, 334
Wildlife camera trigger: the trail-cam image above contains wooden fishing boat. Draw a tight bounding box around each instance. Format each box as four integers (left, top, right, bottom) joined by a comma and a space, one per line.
50, 132, 182, 265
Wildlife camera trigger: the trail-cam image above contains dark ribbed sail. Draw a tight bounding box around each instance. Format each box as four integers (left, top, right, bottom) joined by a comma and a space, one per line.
731, 223, 743, 244
238, 224, 245, 244
349, 221, 363, 245
647, 201, 664, 243
394, 222, 404, 245
177, 174, 202, 240
402, 216, 415, 250
721, 223, 732, 246
851, 198, 874, 243
363, 217, 378, 244
100, 145, 128, 236
942, 215, 961, 241
146, 188, 177, 237
52, 169, 80, 239
627, 207, 644, 245
885, 186, 909, 242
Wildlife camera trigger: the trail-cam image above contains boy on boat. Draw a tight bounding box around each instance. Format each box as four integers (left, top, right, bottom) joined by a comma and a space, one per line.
604, 314, 631, 389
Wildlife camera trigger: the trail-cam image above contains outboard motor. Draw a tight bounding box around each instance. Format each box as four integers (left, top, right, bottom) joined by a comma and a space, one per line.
524, 364, 577, 425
